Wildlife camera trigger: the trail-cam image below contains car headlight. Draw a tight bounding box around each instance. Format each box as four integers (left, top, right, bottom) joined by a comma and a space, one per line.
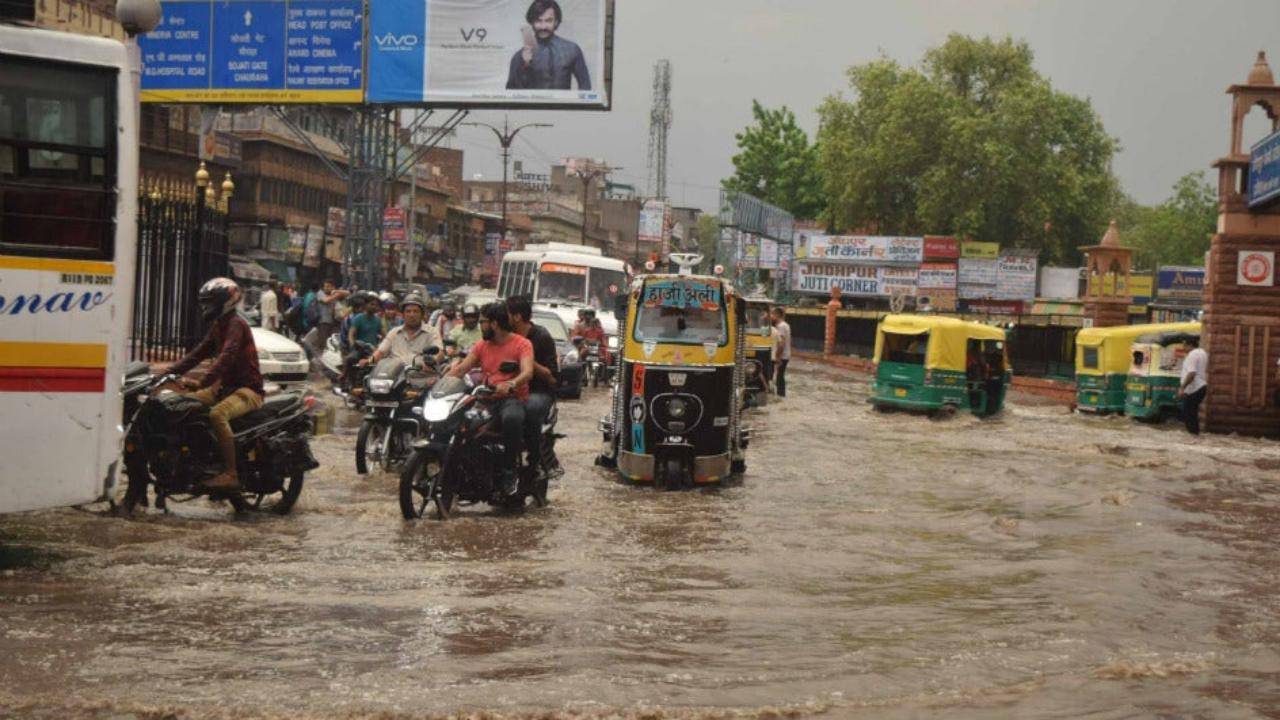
668, 397, 687, 419
258, 351, 272, 362
367, 378, 393, 394
607, 335, 619, 350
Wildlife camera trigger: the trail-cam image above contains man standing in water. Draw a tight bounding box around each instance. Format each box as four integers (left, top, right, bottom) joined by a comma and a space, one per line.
771, 307, 791, 398
1177, 336, 1209, 435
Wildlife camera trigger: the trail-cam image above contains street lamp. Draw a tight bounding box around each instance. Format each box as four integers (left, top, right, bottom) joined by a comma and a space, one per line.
573, 162, 620, 247
463, 118, 552, 245
116, 0, 162, 36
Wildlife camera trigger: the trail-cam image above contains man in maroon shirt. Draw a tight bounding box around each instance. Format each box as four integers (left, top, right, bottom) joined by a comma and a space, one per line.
168, 278, 265, 491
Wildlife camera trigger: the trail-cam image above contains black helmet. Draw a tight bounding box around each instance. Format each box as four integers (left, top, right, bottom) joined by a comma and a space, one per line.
582, 307, 597, 319
198, 277, 241, 323
400, 293, 427, 312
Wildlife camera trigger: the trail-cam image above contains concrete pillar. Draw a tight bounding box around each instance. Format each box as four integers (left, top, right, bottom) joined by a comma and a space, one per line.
824, 287, 841, 357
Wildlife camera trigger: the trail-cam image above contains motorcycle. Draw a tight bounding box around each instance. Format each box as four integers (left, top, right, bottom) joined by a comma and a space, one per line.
355, 351, 440, 475
577, 338, 609, 388
120, 374, 319, 515
324, 335, 375, 409
398, 362, 563, 520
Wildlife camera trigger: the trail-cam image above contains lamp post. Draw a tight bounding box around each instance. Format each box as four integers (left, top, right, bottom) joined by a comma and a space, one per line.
574, 162, 620, 247
463, 118, 552, 243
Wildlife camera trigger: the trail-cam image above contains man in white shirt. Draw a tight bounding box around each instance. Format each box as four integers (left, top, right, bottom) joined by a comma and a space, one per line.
770, 306, 792, 398
259, 280, 280, 332
1177, 337, 1208, 435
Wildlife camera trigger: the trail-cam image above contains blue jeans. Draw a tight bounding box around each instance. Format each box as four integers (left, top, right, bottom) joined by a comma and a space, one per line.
493, 399, 526, 472
524, 392, 554, 469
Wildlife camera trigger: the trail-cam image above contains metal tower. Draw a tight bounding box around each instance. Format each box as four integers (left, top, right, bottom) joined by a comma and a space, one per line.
646, 59, 672, 200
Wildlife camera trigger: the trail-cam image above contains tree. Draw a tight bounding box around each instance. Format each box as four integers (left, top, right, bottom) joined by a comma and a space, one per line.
1114, 172, 1216, 269
723, 101, 826, 220
817, 34, 1119, 263
694, 212, 721, 267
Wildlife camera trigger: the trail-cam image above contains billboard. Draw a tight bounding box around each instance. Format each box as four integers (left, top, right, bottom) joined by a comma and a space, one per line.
736, 233, 781, 270
923, 236, 960, 260
960, 241, 999, 259
139, 0, 364, 103
918, 263, 958, 290
792, 263, 918, 297
1157, 266, 1205, 299
367, 0, 611, 108
639, 200, 670, 250
382, 207, 408, 244
994, 254, 1038, 301
1249, 127, 1280, 209
798, 235, 923, 264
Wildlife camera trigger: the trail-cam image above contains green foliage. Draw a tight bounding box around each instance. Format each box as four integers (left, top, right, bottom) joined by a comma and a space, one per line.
816, 34, 1119, 263
723, 101, 826, 221
694, 212, 721, 266
1113, 172, 1216, 269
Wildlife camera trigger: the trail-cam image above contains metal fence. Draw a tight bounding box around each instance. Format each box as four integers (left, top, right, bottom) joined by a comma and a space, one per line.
131, 189, 230, 362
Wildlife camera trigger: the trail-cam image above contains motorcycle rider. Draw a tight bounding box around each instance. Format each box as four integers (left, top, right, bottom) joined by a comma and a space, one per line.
447, 302, 534, 496
344, 292, 383, 379
506, 295, 559, 482
434, 301, 460, 340
366, 294, 443, 367
166, 277, 265, 491
577, 307, 610, 363
448, 303, 483, 352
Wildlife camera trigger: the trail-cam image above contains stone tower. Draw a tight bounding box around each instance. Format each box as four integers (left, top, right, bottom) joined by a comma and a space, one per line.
1080, 220, 1134, 328
1202, 51, 1280, 437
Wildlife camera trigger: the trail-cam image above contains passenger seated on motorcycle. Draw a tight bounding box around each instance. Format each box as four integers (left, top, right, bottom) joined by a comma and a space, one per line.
338, 293, 366, 355
446, 302, 534, 497
380, 293, 402, 333
507, 295, 559, 481
447, 303, 483, 353
571, 308, 590, 339
166, 277, 265, 491
343, 292, 383, 380
366, 294, 443, 368
577, 308, 610, 363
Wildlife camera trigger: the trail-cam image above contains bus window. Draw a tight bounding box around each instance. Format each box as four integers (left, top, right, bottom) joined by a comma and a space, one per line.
538, 263, 587, 303
0, 56, 117, 258
517, 261, 535, 296
588, 268, 626, 309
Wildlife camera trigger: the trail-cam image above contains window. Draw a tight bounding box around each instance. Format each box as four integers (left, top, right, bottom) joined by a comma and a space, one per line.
632, 278, 727, 346
587, 268, 626, 309
1082, 347, 1099, 370
882, 332, 928, 365
537, 264, 587, 303
0, 55, 116, 258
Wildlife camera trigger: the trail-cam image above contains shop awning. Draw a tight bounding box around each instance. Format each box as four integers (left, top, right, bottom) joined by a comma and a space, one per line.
229, 258, 271, 284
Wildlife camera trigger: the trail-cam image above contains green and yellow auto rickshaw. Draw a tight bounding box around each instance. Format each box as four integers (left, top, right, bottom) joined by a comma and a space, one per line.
742, 295, 774, 408
1124, 325, 1201, 420
1074, 322, 1199, 414
870, 314, 1010, 417
597, 259, 748, 488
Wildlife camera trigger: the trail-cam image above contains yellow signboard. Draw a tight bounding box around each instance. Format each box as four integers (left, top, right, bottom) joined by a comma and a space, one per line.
960, 241, 999, 259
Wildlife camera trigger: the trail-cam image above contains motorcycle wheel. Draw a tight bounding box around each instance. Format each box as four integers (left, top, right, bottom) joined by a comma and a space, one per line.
399, 450, 445, 520
355, 420, 385, 475
257, 471, 305, 515
380, 428, 408, 474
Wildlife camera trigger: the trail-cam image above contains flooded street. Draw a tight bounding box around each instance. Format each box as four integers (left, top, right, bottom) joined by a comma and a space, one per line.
4, 360, 1280, 719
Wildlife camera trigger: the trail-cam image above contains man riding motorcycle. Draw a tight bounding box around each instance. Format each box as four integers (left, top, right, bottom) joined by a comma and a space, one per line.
343, 292, 383, 380
166, 277, 265, 491
365, 294, 443, 367
446, 302, 534, 497
507, 295, 559, 484
448, 303, 483, 353
576, 308, 611, 364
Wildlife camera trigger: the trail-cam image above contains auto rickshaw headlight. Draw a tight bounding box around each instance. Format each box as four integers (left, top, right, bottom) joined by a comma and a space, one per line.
668, 397, 688, 419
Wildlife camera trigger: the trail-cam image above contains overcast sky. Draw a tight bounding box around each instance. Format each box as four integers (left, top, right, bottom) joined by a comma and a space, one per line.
449, 0, 1280, 217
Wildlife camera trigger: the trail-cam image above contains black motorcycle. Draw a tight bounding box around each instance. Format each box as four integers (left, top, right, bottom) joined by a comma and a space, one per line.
355, 353, 439, 475
398, 363, 563, 520
578, 338, 609, 388
121, 374, 319, 515
328, 339, 375, 410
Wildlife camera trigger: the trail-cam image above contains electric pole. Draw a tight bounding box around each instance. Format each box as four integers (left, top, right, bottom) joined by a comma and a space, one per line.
464, 118, 552, 243
575, 164, 621, 247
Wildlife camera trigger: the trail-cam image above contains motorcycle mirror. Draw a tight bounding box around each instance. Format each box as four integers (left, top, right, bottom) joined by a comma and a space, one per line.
498, 360, 519, 374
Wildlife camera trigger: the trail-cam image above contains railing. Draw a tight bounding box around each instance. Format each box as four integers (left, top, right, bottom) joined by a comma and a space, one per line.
131, 191, 229, 362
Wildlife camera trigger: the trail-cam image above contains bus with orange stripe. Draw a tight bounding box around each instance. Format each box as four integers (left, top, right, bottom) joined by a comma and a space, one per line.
1, 24, 138, 513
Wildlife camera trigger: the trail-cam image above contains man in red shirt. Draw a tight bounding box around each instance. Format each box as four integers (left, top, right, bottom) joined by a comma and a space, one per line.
447, 302, 534, 495
168, 277, 265, 491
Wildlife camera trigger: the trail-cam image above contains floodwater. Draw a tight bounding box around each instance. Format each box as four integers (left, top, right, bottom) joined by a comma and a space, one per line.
3, 361, 1280, 719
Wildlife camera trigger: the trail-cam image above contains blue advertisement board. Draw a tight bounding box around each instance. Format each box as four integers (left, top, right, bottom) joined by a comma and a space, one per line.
1157, 266, 1206, 299
1249, 128, 1280, 209
139, 0, 363, 103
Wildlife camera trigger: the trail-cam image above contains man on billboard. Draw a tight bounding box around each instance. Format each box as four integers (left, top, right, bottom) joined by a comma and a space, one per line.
506, 0, 591, 91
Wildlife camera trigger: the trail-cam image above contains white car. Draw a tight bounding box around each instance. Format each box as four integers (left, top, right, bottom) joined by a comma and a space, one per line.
252, 327, 310, 389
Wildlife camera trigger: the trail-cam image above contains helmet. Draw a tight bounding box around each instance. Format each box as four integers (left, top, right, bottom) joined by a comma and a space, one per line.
380, 291, 398, 308
461, 303, 480, 318
400, 293, 427, 312
442, 302, 458, 316
582, 307, 597, 319
198, 277, 241, 323
349, 292, 368, 310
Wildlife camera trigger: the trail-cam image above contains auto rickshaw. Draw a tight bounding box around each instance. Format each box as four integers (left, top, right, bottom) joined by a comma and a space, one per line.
1124, 325, 1201, 420
1074, 321, 1199, 414
870, 314, 1010, 417
597, 254, 748, 488
742, 295, 774, 408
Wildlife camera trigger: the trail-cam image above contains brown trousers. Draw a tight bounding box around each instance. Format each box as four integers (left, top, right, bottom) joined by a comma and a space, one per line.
190, 387, 264, 444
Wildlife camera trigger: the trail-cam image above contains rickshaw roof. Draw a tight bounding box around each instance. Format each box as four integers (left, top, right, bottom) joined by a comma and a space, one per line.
878, 314, 1007, 341
875, 314, 1006, 371
1076, 322, 1200, 348
1135, 328, 1201, 346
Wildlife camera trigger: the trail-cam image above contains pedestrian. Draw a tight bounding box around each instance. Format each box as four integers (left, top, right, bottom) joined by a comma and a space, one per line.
310, 279, 348, 356
1177, 336, 1208, 435
770, 306, 791, 398
259, 278, 280, 333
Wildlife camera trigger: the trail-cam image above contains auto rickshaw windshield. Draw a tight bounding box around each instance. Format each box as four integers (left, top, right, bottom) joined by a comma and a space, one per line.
634, 304, 727, 345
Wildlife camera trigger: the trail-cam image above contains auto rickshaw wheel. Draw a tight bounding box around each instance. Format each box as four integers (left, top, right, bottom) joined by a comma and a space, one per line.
731, 459, 746, 475
931, 404, 958, 420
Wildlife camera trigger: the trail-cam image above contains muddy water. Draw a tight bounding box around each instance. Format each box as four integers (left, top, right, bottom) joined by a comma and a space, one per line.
3, 361, 1280, 719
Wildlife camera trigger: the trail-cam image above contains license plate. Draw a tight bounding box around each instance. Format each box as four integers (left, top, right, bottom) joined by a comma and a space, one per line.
894, 388, 907, 397
366, 400, 398, 408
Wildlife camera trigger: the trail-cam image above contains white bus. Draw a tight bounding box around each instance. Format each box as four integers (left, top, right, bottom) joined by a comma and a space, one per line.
496, 243, 629, 339
0, 25, 138, 513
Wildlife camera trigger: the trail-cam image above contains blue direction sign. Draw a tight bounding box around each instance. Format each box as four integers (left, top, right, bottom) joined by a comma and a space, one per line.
140, 0, 363, 103
1249, 128, 1280, 209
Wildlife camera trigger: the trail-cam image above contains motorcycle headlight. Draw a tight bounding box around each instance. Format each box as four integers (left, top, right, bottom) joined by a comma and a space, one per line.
607, 335, 619, 350
367, 378, 393, 394
668, 397, 688, 419
422, 399, 452, 423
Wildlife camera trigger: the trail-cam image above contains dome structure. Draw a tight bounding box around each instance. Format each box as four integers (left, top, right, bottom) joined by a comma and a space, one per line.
1247, 51, 1274, 86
